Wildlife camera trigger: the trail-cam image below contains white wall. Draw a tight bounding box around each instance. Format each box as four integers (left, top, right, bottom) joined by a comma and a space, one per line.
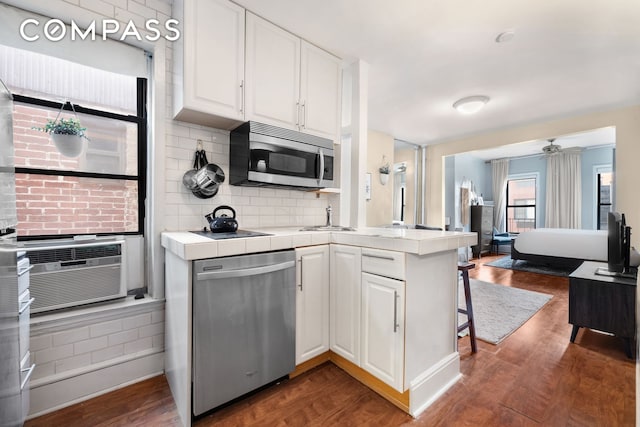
366, 129, 394, 226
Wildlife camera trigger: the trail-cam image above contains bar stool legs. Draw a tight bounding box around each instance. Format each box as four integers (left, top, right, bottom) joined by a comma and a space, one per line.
457, 262, 477, 353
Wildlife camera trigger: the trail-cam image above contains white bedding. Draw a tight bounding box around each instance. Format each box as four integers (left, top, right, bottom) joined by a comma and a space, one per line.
513, 228, 607, 261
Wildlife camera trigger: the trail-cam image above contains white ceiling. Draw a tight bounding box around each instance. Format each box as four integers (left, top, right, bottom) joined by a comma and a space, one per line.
234, 0, 640, 145
465, 126, 615, 161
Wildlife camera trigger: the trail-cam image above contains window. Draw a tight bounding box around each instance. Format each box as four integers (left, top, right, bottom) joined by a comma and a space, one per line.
506, 177, 536, 233
597, 171, 613, 230
1, 41, 148, 240
13, 86, 147, 239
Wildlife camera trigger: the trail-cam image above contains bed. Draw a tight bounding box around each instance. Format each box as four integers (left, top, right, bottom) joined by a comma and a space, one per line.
511, 228, 607, 268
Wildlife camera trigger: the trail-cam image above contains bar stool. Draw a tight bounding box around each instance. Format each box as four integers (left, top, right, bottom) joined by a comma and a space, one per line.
457, 261, 477, 353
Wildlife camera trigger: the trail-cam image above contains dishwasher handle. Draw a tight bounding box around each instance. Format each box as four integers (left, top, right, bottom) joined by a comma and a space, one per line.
196, 260, 295, 281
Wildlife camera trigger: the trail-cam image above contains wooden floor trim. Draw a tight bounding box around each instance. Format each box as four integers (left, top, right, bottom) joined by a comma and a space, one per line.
328, 351, 410, 413
289, 352, 331, 378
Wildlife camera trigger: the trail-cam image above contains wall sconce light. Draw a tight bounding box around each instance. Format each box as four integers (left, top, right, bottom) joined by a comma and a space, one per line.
378, 155, 390, 185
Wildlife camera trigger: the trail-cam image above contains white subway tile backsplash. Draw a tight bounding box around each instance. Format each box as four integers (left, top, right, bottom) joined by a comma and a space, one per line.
109, 329, 139, 346
138, 322, 164, 339
35, 344, 74, 365
55, 353, 92, 374
126, 0, 157, 19
91, 344, 125, 364
30, 334, 52, 352
52, 327, 90, 346
32, 361, 54, 381
90, 319, 123, 338
151, 310, 164, 324
124, 337, 153, 355
152, 334, 164, 349
114, 7, 146, 28
123, 313, 152, 330
79, 0, 115, 17
104, 0, 126, 9
74, 336, 108, 355
145, 0, 172, 16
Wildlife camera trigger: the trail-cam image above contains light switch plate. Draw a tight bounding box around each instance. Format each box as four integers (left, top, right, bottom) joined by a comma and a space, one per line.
365, 173, 371, 200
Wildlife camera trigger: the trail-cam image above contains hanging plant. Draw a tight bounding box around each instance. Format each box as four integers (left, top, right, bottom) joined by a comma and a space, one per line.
32, 103, 89, 158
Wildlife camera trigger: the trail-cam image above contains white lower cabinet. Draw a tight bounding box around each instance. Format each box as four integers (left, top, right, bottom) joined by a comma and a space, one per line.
329, 244, 361, 365
329, 244, 406, 392
295, 245, 330, 364
361, 272, 405, 392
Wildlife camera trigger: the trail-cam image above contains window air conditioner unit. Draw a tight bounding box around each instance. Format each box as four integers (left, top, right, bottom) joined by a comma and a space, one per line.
24, 238, 126, 314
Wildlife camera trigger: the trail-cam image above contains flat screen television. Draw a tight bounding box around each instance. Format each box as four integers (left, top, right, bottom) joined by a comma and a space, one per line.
606, 211, 631, 274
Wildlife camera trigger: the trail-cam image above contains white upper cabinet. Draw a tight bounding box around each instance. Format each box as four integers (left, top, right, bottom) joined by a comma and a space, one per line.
245, 12, 301, 130
295, 245, 330, 365
245, 13, 341, 140
174, 2, 341, 140
173, 0, 245, 129
299, 41, 341, 140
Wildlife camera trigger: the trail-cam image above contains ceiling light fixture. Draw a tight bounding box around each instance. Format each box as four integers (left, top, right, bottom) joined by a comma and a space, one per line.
453, 95, 490, 114
495, 30, 515, 43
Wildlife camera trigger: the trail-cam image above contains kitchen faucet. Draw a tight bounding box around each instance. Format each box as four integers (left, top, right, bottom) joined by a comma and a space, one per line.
325, 205, 333, 227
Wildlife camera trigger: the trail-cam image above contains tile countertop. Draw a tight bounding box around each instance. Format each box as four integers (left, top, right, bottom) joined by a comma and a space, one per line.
161, 227, 477, 261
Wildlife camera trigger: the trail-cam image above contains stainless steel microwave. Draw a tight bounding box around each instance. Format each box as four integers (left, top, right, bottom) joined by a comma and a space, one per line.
229, 121, 334, 190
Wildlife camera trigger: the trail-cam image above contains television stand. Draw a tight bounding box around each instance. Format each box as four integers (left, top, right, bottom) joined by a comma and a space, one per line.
594, 266, 638, 280
569, 261, 637, 359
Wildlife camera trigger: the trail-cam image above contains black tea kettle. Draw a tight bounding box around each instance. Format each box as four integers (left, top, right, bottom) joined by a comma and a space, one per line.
205, 205, 238, 233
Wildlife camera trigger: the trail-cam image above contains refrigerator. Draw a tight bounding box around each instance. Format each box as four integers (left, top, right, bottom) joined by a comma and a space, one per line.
0, 77, 25, 426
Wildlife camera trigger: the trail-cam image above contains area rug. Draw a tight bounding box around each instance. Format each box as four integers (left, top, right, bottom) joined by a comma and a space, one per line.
485, 255, 580, 277
458, 279, 552, 345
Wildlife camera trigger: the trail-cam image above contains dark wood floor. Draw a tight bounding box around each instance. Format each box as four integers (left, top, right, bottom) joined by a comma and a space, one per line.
26, 255, 636, 426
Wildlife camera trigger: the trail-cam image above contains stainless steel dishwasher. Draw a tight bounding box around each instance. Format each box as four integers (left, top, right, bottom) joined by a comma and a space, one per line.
192, 250, 296, 416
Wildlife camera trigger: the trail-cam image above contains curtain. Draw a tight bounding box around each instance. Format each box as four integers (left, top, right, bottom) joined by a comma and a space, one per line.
460, 187, 470, 225
491, 159, 509, 232
545, 150, 582, 228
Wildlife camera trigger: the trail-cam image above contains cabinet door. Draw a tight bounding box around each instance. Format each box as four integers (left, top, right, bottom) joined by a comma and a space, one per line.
330, 244, 362, 365
179, 0, 245, 121
299, 41, 341, 140
361, 272, 405, 392
295, 245, 330, 364
245, 12, 300, 130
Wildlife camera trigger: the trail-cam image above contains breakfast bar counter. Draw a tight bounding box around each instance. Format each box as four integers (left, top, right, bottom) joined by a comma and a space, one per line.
161, 227, 477, 427
161, 226, 477, 260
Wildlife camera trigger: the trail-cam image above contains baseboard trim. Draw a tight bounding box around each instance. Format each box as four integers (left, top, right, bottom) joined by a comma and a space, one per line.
329, 351, 410, 413
28, 351, 164, 418
290, 352, 330, 378
409, 352, 461, 417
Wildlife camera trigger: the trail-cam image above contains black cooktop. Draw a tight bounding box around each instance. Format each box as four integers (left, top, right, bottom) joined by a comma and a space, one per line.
190, 229, 273, 240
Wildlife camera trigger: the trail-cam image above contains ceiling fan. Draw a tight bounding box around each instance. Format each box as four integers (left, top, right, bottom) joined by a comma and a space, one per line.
541, 138, 562, 155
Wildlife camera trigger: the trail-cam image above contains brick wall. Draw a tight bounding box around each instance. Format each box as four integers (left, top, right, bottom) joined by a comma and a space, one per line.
13, 104, 138, 236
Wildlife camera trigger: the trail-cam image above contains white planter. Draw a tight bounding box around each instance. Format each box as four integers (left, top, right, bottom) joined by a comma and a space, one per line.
379, 172, 389, 185
51, 133, 85, 157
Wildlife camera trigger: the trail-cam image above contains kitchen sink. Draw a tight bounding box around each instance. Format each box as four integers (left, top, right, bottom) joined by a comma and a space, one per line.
299, 225, 356, 232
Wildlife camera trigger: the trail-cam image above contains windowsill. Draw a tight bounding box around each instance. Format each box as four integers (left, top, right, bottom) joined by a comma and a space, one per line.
30, 294, 164, 334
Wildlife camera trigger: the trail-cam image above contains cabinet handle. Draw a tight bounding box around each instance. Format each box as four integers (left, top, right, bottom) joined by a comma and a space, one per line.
393, 291, 399, 333
298, 258, 303, 291
362, 253, 395, 261
295, 101, 300, 127
301, 101, 307, 129
239, 80, 245, 114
